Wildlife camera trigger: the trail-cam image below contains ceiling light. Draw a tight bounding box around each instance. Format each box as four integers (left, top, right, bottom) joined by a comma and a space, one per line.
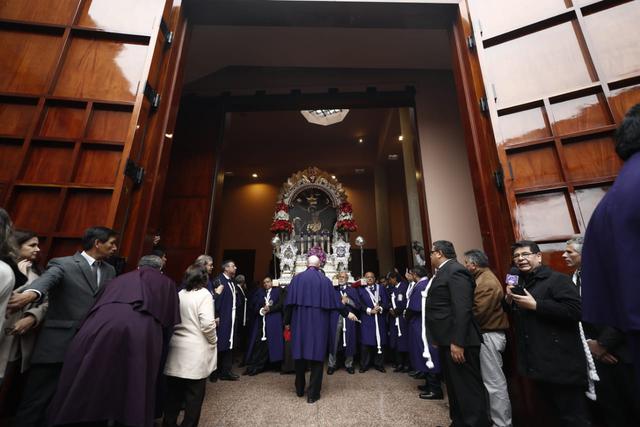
331, 175, 336, 179
251, 173, 258, 178
301, 109, 349, 126
388, 154, 399, 160
164, 133, 173, 139
358, 138, 364, 144
398, 135, 404, 141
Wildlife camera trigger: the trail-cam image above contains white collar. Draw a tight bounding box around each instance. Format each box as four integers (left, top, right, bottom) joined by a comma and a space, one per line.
80, 251, 97, 266
437, 259, 452, 270
223, 273, 232, 281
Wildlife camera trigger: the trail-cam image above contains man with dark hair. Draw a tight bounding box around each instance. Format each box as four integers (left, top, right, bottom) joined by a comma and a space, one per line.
582, 103, 640, 390
386, 271, 409, 373
150, 246, 167, 270
214, 259, 240, 380
425, 240, 489, 427
358, 271, 389, 373
7, 226, 117, 427
464, 249, 512, 427
507, 240, 590, 426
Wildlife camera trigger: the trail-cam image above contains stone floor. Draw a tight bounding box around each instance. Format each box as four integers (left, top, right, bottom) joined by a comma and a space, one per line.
198, 366, 451, 426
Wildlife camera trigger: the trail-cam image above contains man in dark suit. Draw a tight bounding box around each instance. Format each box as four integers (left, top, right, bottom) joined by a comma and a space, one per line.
425, 240, 490, 427
7, 226, 117, 427
214, 259, 240, 380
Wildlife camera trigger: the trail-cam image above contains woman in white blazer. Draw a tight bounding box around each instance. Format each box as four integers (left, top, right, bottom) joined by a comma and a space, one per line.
164, 264, 217, 427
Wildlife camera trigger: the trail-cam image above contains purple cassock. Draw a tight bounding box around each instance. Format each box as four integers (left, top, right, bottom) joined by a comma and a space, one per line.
389, 281, 409, 352
358, 284, 389, 351
582, 152, 640, 383
214, 273, 238, 352
328, 284, 360, 357
246, 287, 284, 362
406, 278, 440, 373
49, 267, 180, 427
285, 267, 342, 361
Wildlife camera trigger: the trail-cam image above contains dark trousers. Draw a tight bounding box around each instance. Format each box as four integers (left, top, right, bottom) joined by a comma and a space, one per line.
163, 376, 207, 427
294, 359, 323, 399
425, 372, 443, 395
535, 381, 591, 427
246, 339, 269, 373
217, 349, 233, 375
14, 363, 63, 427
594, 360, 640, 427
439, 345, 491, 427
360, 344, 384, 369
394, 350, 409, 367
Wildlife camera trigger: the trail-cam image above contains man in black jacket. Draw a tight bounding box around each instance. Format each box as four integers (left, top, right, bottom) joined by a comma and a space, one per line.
425, 240, 489, 427
507, 240, 590, 427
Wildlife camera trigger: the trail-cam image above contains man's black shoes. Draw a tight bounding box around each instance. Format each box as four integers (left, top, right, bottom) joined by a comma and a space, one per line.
419, 391, 444, 400
327, 367, 336, 375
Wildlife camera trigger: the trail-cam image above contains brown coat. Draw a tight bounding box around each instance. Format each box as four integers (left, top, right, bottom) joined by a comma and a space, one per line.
472, 267, 509, 332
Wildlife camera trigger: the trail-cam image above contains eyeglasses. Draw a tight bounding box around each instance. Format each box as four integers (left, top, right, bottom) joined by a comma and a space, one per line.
512, 252, 536, 260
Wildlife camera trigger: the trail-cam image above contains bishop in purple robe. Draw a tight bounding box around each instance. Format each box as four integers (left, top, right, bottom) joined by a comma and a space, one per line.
358, 272, 389, 372
328, 271, 360, 374
387, 272, 410, 372
284, 256, 356, 403
582, 103, 640, 387
48, 255, 180, 427
244, 277, 284, 375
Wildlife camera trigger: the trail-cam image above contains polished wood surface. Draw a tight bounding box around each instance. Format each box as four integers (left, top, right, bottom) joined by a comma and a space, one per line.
507, 145, 563, 190
0, 99, 37, 136
9, 187, 60, 232
58, 190, 111, 234
498, 106, 551, 146
0, 0, 79, 25
0, 29, 63, 94
562, 135, 622, 180
38, 103, 86, 138
22, 141, 74, 183
77, 0, 163, 36
85, 106, 131, 141
609, 83, 640, 121
0, 140, 22, 181
73, 146, 122, 185
549, 92, 612, 135
515, 191, 575, 240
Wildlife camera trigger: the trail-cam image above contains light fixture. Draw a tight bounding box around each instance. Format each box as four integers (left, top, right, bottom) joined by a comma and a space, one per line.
251, 173, 258, 178
164, 133, 173, 139
388, 154, 399, 160
358, 138, 364, 144
331, 175, 336, 179
300, 109, 349, 126
398, 135, 404, 141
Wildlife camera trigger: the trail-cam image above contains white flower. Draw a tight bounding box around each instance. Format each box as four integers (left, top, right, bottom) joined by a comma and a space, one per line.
275, 211, 290, 221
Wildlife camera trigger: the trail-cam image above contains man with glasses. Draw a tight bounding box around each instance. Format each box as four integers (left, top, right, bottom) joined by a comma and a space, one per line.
507, 240, 590, 427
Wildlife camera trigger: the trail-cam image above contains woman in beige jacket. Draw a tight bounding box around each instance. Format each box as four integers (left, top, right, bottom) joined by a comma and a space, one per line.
164, 264, 217, 427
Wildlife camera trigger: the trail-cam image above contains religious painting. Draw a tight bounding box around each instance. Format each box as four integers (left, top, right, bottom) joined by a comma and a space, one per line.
289, 188, 337, 235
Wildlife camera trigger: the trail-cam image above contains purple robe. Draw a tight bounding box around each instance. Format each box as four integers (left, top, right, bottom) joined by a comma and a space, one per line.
358, 284, 389, 347
49, 267, 180, 427
328, 285, 360, 357
246, 287, 284, 362
214, 273, 238, 352
285, 267, 341, 361
407, 278, 440, 373
388, 281, 409, 352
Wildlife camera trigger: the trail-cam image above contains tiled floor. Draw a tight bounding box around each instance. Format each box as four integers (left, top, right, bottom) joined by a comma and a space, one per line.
198, 366, 451, 426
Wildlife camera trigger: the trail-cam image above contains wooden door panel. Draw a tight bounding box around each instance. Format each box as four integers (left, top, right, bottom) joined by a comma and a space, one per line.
562, 136, 622, 181
0, 140, 22, 181
0, 0, 79, 25
58, 190, 111, 234
549, 92, 612, 135
76, 0, 163, 36
85, 106, 131, 142
0, 98, 37, 136
9, 187, 61, 232
38, 102, 86, 139
498, 106, 552, 145
21, 141, 75, 183
507, 145, 564, 190
515, 192, 575, 241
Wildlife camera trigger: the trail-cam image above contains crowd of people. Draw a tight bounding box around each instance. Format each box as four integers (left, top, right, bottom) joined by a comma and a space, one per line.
0, 105, 638, 427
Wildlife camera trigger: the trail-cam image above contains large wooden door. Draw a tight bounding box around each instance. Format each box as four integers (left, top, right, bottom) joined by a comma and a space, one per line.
462, 0, 640, 270
0, 0, 188, 267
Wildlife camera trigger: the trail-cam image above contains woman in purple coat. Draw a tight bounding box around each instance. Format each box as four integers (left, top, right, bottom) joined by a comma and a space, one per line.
243, 276, 284, 376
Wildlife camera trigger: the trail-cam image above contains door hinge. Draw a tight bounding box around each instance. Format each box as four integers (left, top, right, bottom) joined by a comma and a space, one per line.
160, 19, 173, 47
124, 159, 145, 186
479, 96, 489, 113
466, 34, 476, 49
493, 166, 505, 192
144, 82, 160, 109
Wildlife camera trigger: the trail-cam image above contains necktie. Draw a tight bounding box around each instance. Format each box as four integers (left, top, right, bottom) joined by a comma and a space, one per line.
575, 271, 581, 290
92, 261, 100, 287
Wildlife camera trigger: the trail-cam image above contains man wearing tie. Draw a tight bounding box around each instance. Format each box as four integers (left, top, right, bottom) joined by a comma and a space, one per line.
7, 226, 117, 427
214, 259, 240, 380
425, 240, 489, 427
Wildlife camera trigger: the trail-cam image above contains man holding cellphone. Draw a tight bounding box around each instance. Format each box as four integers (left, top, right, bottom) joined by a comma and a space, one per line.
506, 240, 591, 427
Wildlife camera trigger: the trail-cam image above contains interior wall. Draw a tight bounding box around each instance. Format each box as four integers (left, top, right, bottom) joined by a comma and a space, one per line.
414, 73, 484, 257
215, 171, 378, 282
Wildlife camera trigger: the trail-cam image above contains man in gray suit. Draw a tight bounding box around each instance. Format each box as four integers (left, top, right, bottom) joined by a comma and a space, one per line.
7, 226, 117, 427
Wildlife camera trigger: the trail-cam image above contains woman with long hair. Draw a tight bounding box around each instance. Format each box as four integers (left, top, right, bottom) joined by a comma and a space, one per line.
163, 264, 217, 427
0, 209, 16, 384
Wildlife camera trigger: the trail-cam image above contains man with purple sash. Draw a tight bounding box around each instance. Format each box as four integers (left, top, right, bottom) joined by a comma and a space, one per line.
405, 266, 442, 399
358, 271, 389, 373
214, 260, 240, 381
284, 256, 357, 403
387, 271, 410, 373
244, 276, 284, 376
328, 271, 360, 375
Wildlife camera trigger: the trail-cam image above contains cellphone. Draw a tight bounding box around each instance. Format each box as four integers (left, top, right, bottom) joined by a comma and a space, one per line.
511, 286, 526, 296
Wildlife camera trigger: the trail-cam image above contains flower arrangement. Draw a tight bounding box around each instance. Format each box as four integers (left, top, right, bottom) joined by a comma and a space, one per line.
336, 201, 358, 232
270, 202, 293, 233
308, 245, 327, 266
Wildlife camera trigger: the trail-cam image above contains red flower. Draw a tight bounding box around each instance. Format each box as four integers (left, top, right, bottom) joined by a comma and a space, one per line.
339, 202, 353, 213
275, 202, 289, 212
336, 219, 358, 232
270, 220, 293, 233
